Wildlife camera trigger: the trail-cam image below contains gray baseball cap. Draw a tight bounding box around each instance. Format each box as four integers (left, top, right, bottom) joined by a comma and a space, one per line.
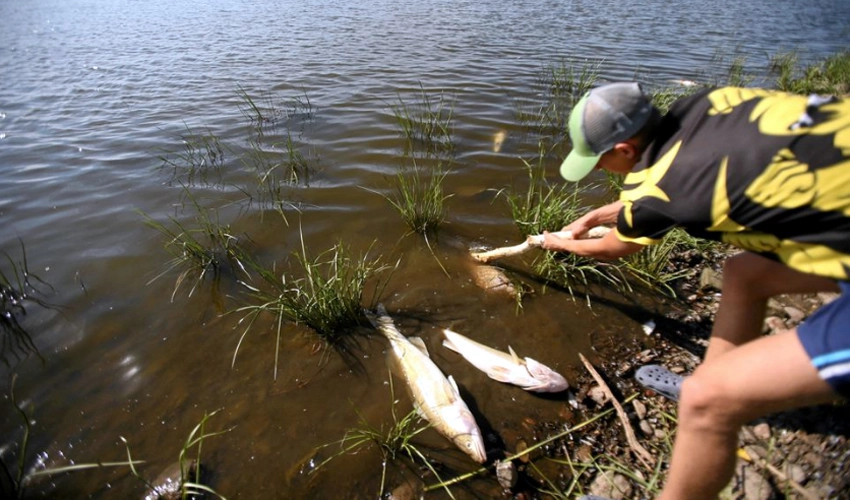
560, 82, 653, 182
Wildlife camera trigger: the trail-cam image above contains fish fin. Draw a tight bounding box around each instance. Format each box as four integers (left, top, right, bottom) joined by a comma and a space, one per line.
447, 375, 461, 397
442, 330, 460, 354
409, 337, 430, 357
524, 357, 547, 375
524, 357, 569, 391
507, 345, 521, 364
485, 365, 518, 384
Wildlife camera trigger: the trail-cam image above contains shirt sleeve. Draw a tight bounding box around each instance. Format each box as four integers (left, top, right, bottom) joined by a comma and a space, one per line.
616, 199, 678, 245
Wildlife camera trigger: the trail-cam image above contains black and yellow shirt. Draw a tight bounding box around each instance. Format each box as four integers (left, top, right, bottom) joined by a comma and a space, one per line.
617, 87, 850, 281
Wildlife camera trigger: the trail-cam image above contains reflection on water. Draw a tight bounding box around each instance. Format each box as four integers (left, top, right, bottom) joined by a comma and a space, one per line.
1, 0, 849, 496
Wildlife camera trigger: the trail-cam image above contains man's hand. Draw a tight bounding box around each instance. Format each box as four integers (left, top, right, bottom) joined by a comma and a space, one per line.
538, 231, 572, 252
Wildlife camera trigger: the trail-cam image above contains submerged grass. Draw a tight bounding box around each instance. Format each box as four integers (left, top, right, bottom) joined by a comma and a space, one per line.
0, 241, 54, 365
311, 377, 449, 498
140, 189, 251, 302
239, 132, 313, 220
237, 85, 315, 134
513, 59, 601, 154
158, 124, 227, 188
122, 409, 232, 500
1, 375, 143, 499
390, 83, 455, 154
234, 233, 395, 378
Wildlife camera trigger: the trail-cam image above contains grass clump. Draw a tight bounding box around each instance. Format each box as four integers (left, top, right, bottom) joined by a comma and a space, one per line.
503, 146, 625, 296
158, 125, 227, 188
140, 191, 251, 302
240, 132, 313, 218
384, 158, 452, 236
237, 86, 315, 134
771, 50, 850, 95
390, 84, 455, 154
513, 59, 600, 154
234, 236, 394, 378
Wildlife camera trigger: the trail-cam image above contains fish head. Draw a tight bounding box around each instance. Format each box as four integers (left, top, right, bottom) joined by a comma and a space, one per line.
452, 424, 487, 464
523, 357, 569, 392
443, 406, 487, 463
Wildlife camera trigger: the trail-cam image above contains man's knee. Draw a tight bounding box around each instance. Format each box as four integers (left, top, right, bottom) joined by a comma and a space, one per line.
678, 370, 749, 431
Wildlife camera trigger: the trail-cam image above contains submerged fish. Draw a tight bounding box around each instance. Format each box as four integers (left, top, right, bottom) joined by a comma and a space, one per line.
367, 305, 487, 463
492, 130, 507, 152
470, 264, 517, 298
442, 328, 569, 393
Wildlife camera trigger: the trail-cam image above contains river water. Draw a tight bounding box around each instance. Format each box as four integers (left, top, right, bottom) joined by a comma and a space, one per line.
1, 0, 848, 497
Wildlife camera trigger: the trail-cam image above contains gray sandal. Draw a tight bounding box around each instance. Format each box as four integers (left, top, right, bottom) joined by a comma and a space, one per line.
635, 364, 684, 402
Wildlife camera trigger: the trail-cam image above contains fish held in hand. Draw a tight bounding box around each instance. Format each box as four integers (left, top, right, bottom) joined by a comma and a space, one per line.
367, 305, 487, 463
442, 328, 569, 393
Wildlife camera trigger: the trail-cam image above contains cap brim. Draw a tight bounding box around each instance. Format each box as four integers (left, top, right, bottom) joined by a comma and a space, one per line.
559, 149, 600, 182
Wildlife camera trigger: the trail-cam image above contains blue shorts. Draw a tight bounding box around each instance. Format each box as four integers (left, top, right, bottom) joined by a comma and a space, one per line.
798, 281, 850, 399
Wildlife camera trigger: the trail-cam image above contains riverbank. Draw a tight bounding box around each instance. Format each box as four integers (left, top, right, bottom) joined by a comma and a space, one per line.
549, 246, 850, 500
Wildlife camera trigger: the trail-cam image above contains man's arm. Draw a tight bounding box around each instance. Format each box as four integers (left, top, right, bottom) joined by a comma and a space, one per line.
562, 201, 623, 238
540, 228, 644, 261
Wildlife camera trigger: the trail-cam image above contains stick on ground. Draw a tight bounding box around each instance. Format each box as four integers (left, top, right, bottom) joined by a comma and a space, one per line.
579, 352, 655, 469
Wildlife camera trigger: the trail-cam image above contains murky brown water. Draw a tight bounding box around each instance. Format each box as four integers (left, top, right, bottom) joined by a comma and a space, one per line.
2, 0, 849, 497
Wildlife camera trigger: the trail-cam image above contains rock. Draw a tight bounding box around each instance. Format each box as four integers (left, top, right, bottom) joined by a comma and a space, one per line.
587, 385, 610, 406
589, 470, 633, 500
495, 460, 518, 489
752, 422, 771, 440
802, 451, 825, 469
740, 466, 772, 500
639, 419, 654, 436
763, 315, 786, 334
632, 399, 647, 420
785, 462, 808, 485
387, 476, 423, 500
783, 306, 807, 324
699, 268, 724, 290
515, 439, 530, 463
575, 444, 593, 463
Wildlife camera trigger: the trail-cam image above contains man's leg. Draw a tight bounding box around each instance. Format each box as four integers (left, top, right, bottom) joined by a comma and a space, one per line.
703, 252, 839, 363
659, 329, 838, 500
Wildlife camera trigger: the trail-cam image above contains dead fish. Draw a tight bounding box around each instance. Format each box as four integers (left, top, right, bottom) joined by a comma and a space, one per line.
470, 264, 517, 298
442, 328, 569, 393
367, 305, 487, 463
493, 130, 507, 152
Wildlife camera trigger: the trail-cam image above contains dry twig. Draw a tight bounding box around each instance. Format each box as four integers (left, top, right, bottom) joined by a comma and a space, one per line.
579, 352, 655, 469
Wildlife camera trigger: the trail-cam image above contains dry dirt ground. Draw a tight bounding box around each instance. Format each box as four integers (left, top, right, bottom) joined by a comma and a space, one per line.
517, 247, 850, 500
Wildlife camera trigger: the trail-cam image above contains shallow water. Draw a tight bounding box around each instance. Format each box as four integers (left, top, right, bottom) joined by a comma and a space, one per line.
1, 0, 849, 497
